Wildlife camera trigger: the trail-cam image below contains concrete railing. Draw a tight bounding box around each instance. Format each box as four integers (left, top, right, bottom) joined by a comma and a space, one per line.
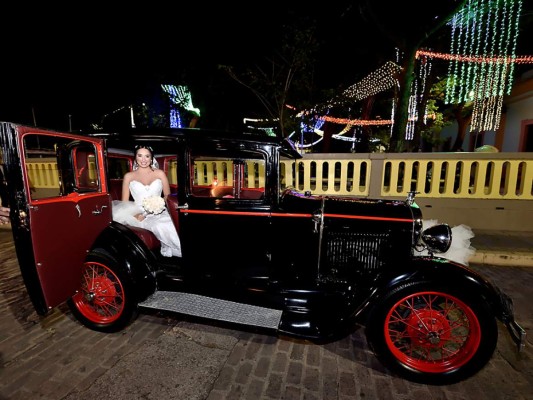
27, 152, 533, 200
284, 152, 533, 201
25, 152, 533, 231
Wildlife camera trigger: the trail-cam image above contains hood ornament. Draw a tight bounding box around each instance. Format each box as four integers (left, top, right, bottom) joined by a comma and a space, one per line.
406, 191, 419, 205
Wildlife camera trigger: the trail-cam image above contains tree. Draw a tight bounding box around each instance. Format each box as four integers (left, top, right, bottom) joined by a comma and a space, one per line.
220, 22, 321, 138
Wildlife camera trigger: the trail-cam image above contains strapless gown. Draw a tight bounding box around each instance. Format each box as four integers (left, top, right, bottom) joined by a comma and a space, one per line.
112, 179, 182, 258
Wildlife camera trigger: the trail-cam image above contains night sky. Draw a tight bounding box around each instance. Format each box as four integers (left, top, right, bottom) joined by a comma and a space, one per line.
1, 2, 532, 133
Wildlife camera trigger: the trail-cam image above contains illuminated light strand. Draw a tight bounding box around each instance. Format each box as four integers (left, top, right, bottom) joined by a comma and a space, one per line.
446, 12, 459, 104
278, 3, 526, 144
458, 0, 474, 102
416, 50, 533, 64
421, 58, 433, 126
443, 0, 522, 132
407, 54, 433, 140
406, 89, 417, 139
338, 61, 402, 103
169, 108, 181, 128
319, 116, 392, 126
470, 0, 520, 131
507, 0, 522, 94
161, 84, 201, 116
295, 62, 401, 135
300, 61, 402, 115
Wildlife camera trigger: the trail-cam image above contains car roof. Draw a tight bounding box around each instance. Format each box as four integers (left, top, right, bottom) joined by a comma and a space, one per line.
86, 127, 302, 159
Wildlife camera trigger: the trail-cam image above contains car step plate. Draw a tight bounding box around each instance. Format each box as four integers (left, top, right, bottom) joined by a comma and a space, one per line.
139, 291, 282, 329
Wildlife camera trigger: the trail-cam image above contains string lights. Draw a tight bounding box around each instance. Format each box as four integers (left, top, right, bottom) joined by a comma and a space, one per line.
444, 0, 523, 132
319, 116, 392, 126
161, 84, 201, 116
416, 50, 533, 64
289, 0, 530, 147
296, 61, 401, 132
339, 61, 402, 103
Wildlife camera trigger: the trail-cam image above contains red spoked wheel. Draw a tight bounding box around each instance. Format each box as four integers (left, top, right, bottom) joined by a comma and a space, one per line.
71, 261, 125, 324
366, 283, 498, 385
384, 291, 480, 373
67, 251, 138, 333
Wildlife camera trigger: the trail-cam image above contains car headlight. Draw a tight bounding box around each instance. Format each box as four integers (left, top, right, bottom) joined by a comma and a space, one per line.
421, 224, 452, 254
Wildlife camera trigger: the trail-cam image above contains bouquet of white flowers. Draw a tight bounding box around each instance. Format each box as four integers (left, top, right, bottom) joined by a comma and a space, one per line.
142, 196, 166, 215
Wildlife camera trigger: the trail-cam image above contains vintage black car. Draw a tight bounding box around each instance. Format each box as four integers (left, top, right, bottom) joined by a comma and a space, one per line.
0, 121, 526, 385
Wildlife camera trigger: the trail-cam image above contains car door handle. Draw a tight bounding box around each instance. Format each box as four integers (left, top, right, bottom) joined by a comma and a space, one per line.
176, 203, 188, 210
92, 205, 108, 215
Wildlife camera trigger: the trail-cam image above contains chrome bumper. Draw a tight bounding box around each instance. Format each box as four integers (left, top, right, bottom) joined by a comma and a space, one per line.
500, 291, 527, 352
506, 319, 527, 352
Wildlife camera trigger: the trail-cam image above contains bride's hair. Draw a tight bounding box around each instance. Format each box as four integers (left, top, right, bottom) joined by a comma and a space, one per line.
133, 144, 159, 170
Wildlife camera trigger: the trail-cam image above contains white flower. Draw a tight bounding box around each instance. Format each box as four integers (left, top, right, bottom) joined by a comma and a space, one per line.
142, 196, 165, 215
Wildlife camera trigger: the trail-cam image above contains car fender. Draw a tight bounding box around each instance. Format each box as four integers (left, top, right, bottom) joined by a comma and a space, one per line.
90, 222, 158, 302
360, 256, 510, 323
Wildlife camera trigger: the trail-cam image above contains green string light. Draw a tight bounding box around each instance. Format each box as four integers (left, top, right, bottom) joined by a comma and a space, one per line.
445, 0, 523, 132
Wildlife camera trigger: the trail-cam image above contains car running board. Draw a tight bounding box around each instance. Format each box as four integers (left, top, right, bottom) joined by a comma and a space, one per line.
138, 290, 283, 329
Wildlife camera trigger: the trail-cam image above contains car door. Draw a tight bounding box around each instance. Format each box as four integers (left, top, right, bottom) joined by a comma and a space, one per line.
2, 124, 111, 314
178, 145, 272, 290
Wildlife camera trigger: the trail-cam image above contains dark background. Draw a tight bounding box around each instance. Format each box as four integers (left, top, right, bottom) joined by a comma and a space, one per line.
1, 1, 532, 133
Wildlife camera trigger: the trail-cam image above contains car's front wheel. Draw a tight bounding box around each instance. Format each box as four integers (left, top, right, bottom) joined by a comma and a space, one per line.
365, 282, 498, 385
67, 250, 138, 333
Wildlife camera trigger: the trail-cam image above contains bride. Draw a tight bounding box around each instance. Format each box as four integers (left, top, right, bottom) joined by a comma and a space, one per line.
112, 144, 182, 258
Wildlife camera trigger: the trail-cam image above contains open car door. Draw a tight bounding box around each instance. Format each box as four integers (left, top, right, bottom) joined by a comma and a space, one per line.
0, 123, 111, 315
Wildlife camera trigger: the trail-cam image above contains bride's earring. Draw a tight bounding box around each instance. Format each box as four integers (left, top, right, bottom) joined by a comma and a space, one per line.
133, 161, 139, 171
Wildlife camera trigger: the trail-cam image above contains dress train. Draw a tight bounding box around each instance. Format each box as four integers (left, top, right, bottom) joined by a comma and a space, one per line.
111, 179, 182, 257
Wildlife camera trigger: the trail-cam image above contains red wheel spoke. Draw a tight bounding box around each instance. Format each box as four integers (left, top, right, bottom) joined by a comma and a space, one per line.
72, 261, 126, 324
384, 290, 482, 373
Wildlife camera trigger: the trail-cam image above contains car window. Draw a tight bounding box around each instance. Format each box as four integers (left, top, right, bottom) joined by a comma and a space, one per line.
23, 134, 100, 200
166, 157, 178, 187
190, 150, 265, 200
108, 155, 131, 180
280, 154, 297, 190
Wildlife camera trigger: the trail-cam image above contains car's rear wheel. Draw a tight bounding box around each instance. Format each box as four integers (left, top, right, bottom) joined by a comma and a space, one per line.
67, 251, 138, 333
366, 282, 498, 385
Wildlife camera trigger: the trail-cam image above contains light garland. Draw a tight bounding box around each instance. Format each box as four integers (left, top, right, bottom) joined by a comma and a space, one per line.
161, 84, 201, 117
291, 0, 528, 147
298, 61, 402, 117
416, 50, 533, 64
169, 108, 181, 128
338, 61, 402, 103
444, 0, 523, 132
294, 62, 400, 132
319, 116, 393, 126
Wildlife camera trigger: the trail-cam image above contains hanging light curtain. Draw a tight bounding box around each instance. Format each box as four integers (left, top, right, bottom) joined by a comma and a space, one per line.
445, 0, 522, 132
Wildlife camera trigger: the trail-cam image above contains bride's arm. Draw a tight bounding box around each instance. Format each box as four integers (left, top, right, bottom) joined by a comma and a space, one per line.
158, 171, 172, 198
121, 174, 132, 202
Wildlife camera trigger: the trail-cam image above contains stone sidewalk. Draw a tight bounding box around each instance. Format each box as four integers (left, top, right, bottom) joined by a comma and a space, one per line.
470, 230, 533, 267
1, 226, 532, 399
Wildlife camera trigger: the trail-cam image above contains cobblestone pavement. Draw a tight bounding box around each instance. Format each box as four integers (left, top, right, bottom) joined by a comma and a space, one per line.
1, 228, 532, 400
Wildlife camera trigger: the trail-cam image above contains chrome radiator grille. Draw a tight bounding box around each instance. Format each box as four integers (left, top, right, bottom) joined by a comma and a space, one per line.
324, 231, 390, 274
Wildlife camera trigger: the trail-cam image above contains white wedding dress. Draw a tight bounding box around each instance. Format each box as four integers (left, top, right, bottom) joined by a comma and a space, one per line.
112, 179, 182, 258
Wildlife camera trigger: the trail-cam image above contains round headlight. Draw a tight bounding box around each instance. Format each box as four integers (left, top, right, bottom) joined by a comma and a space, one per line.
421, 224, 452, 254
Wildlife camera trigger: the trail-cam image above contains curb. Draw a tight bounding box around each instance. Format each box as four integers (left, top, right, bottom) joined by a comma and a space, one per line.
469, 250, 533, 267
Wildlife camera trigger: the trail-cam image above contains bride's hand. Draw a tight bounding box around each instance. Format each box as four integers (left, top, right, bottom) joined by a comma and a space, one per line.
134, 213, 145, 221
